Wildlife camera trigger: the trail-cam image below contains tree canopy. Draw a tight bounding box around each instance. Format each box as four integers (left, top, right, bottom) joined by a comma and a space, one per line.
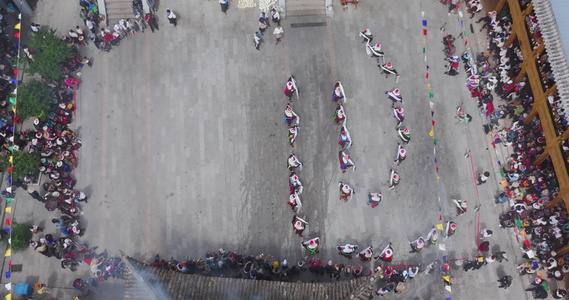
25, 26, 70, 80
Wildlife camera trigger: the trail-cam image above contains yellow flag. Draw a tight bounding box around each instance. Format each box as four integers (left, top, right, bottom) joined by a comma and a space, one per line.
436, 224, 444, 230
14, 23, 20, 30
4, 249, 10, 257
4, 207, 10, 214
11, 107, 15, 113
427, 83, 431, 89
429, 129, 434, 137
5, 293, 11, 300
443, 275, 450, 282
8, 156, 12, 163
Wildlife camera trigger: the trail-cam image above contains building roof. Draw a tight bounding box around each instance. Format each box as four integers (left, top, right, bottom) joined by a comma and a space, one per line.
122, 256, 377, 300
533, 0, 569, 109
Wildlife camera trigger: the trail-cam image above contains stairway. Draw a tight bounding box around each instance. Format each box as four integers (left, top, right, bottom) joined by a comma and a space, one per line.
286, 0, 326, 16
104, 0, 135, 26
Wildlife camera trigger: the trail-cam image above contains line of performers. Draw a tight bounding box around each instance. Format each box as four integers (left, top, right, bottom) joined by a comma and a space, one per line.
283, 76, 321, 254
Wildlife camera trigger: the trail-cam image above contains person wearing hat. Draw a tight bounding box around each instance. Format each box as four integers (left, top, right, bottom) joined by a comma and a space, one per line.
409, 237, 424, 253
284, 79, 296, 101
288, 191, 302, 213
359, 28, 373, 43
332, 82, 344, 103
333, 105, 346, 125
291, 215, 308, 237
287, 125, 298, 147
477, 241, 490, 252
552, 288, 568, 299
389, 169, 400, 190
393, 107, 404, 128
357, 246, 373, 262
284, 105, 300, 127
452, 199, 467, 216
477, 171, 490, 185
368, 42, 384, 62
289, 171, 303, 194
497, 275, 512, 289
338, 182, 354, 202
386, 88, 402, 107
396, 144, 408, 165
338, 125, 352, 150
27, 187, 45, 203
425, 228, 439, 247
549, 269, 564, 281
301, 237, 320, 254
375, 243, 394, 262
339, 151, 355, 173
442, 221, 457, 238
287, 153, 303, 171
397, 128, 410, 143
337, 244, 358, 258
379, 62, 399, 79
367, 193, 382, 208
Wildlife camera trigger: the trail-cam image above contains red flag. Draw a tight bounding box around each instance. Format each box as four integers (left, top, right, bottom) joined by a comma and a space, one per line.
464, 39, 468, 46
423, 29, 427, 35
436, 166, 439, 173
13, 70, 17, 76
5, 218, 10, 225
491, 141, 496, 148
7, 167, 11, 173
432, 120, 435, 126
425, 72, 429, 79
439, 215, 442, 220
13, 32, 19, 39
8, 260, 11, 267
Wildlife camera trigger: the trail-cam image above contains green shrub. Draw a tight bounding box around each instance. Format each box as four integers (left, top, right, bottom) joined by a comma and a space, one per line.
4, 222, 32, 252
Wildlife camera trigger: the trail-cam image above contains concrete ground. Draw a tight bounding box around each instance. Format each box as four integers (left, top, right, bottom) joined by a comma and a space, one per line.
6, 0, 539, 299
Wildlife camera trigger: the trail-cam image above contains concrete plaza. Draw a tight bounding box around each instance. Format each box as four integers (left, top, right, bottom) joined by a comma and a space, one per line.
7, 0, 538, 299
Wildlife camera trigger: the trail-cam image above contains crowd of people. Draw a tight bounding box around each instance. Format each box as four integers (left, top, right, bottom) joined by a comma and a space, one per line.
448, 1, 569, 298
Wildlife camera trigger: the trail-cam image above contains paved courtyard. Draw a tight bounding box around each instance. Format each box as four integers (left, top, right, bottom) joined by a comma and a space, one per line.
7, 0, 539, 299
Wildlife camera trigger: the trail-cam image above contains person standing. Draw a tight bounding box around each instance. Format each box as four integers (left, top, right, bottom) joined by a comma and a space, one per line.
260, 12, 271, 27
166, 9, 177, 27
273, 25, 284, 45
477, 171, 490, 185
258, 17, 268, 36
338, 182, 354, 202
271, 8, 280, 26
145, 13, 159, 32
30, 23, 40, 33
254, 31, 262, 50
219, 0, 228, 14
497, 275, 512, 289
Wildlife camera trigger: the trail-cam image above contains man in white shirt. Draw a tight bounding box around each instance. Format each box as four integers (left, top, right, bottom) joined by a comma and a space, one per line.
273, 25, 284, 45
166, 9, 177, 27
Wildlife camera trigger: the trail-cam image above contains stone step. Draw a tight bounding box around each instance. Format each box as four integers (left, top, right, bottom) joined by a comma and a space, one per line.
286, 0, 325, 16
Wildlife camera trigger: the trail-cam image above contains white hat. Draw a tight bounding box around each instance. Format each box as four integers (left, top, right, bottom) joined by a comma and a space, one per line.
386, 62, 393, 68
286, 82, 293, 89
33, 118, 39, 125
399, 148, 406, 156
341, 184, 351, 193
292, 175, 298, 181
294, 221, 303, 230
397, 107, 404, 114
393, 88, 400, 96
403, 128, 409, 135
337, 109, 345, 118
290, 127, 296, 133
417, 239, 424, 247
450, 223, 457, 230
374, 43, 381, 49
392, 173, 400, 181
461, 200, 467, 208
385, 249, 393, 257
285, 106, 293, 116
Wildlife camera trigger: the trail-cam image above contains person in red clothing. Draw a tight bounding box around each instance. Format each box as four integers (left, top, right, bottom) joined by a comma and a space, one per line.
145, 13, 159, 32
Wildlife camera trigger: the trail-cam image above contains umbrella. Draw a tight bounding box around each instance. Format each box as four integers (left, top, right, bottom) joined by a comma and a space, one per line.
44, 196, 59, 211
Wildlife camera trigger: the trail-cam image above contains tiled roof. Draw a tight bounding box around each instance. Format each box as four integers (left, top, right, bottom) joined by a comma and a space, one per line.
533, 0, 569, 109
122, 256, 376, 300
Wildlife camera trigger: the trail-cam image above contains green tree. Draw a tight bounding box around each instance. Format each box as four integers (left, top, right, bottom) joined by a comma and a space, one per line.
17, 79, 53, 121
4, 222, 32, 252
11, 151, 40, 181
25, 26, 70, 80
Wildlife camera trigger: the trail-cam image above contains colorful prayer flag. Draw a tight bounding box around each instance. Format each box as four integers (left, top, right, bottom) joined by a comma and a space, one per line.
5, 293, 11, 300
434, 139, 437, 145
6, 198, 10, 204
5, 207, 11, 214
423, 29, 427, 35
429, 129, 434, 136
14, 23, 20, 30
8, 97, 15, 104
429, 92, 434, 98
4, 271, 9, 279
422, 20, 427, 26
436, 224, 443, 230
425, 72, 429, 79
5, 218, 10, 226
432, 120, 435, 126
4, 249, 10, 257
